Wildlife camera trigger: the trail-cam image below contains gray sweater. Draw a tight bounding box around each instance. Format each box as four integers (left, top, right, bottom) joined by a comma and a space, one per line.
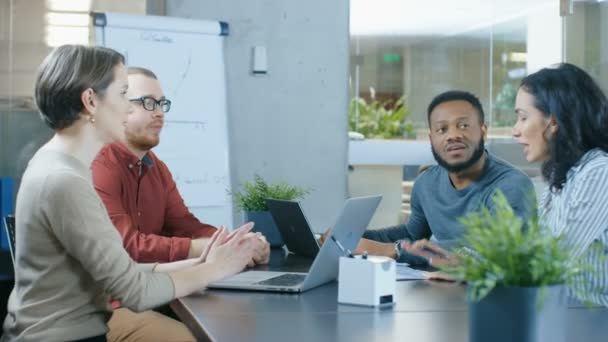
363, 152, 535, 264
2, 149, 175, 342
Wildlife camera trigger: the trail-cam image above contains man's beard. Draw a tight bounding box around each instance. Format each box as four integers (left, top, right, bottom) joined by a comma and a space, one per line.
431, 137, 485, 173
125, 130, 160, 151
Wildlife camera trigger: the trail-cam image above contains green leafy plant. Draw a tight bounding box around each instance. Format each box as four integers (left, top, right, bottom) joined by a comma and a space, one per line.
443, 190, 592, 303
493, 82, 518, 127
232, 174, 310, 212
349, 95, 415, 139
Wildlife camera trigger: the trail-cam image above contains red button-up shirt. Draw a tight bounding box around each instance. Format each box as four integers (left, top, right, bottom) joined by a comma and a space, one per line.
91, 143, 217, 263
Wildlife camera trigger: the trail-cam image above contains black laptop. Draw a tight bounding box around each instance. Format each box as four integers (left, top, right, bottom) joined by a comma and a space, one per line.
266, 199, 321, 258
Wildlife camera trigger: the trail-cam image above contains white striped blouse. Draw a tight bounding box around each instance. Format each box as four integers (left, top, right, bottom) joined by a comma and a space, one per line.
540, 148, 608, 307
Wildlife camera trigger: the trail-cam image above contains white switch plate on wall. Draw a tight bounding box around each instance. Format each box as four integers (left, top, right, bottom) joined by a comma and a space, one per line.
252, 46, 267, 75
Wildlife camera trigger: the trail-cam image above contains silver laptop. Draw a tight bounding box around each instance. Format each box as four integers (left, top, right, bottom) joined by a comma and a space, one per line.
207, 195, 382, 293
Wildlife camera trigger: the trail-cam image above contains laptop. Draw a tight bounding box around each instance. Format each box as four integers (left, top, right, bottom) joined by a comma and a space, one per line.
266, 198, 321, 258
207, 195, 382, 293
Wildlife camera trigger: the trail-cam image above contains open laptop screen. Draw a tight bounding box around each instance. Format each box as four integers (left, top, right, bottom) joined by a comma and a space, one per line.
266, 199, 320, 258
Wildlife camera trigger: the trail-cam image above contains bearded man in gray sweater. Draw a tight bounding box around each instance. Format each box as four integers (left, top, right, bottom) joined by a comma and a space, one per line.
354, 91, 535, 267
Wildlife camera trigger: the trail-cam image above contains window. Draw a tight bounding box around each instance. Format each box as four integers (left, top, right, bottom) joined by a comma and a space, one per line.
564, 0, 608, 93
0, 0, 146, 196
349, 0, 563, 140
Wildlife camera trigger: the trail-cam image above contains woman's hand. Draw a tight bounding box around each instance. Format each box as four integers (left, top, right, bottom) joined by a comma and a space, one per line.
204, 223, 257, 279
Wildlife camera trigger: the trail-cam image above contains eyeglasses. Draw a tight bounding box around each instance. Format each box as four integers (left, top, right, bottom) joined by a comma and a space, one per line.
129, 96, 172, 113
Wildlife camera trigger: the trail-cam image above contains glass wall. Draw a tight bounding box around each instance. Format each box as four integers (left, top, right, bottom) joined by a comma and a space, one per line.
349, 0, 563, 140
348, 0, 608, 226
564, 0, 608, 93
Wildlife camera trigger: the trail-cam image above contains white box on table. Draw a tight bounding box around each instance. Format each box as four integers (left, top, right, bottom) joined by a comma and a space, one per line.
338, 255, 396, 307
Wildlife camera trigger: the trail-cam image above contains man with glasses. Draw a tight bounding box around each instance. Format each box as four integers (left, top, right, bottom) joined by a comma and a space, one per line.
91, 67, 267, 341
92, 67, 270, 265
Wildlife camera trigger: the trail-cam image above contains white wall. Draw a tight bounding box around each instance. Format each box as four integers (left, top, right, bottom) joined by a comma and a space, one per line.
166, 0, 350, 231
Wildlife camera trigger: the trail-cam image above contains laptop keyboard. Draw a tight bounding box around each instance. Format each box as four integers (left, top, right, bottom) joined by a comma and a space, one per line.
256, 273, 306, 286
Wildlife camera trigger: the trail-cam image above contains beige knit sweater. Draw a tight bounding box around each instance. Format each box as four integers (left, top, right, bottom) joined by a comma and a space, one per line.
2, 149, 175, 341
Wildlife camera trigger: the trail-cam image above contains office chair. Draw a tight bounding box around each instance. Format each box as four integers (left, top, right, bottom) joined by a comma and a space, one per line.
3, 215, 15, 265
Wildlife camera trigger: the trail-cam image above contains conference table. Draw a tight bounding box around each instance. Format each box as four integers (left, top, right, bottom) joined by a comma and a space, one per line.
171, 249, 608, 342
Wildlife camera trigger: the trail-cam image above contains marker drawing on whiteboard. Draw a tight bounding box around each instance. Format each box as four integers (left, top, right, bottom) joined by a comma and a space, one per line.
184, 177, 206, 185
140, 32, 174, 43
193, 121, 206, 130
175, 172, 209, 185
213, 176, 228, 184
172, 53, 192, 96
164, 120, 207, 131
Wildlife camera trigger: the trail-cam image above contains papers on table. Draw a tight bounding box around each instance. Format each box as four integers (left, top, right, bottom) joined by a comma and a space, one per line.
395, 263, 427, 281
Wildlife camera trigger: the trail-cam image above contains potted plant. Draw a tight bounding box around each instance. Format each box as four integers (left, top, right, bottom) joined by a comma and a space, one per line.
348, 95, 415, 139
443, 191, 591, 342
232, 174, 309, 248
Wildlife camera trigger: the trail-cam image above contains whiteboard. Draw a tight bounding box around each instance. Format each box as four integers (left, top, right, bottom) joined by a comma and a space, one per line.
93, 12, 233, 226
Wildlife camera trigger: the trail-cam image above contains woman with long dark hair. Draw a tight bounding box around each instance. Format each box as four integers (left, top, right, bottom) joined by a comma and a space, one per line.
512, 62, 608, 306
